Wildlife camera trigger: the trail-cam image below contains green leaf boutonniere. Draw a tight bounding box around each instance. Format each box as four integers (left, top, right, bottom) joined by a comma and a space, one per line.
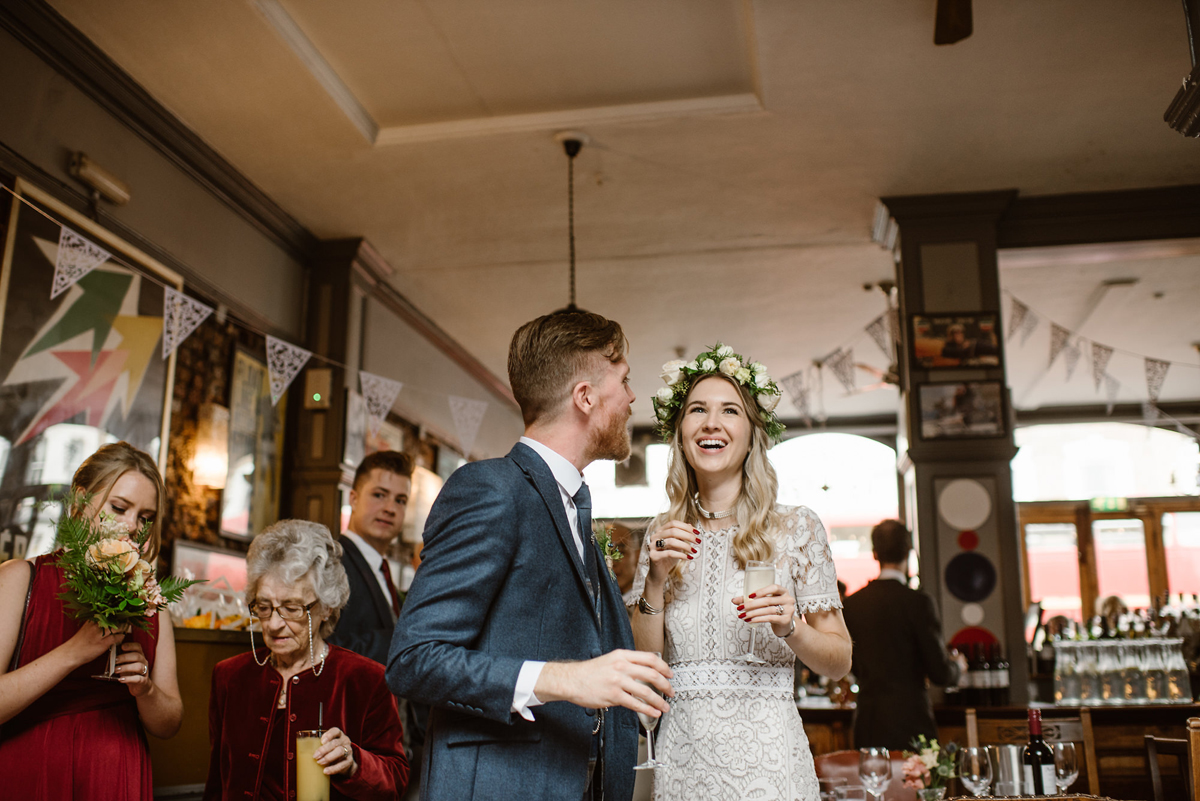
592, 522, 623, 581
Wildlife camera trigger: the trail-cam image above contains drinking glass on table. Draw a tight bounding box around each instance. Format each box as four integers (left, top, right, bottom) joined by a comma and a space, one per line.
819, 777, 848, 801
857, 747, 891, 800
634, 651, 666, 771
958, 746, 993, 797
1053, 742, 1078, 793
739, 560, 775, 664
834, 787, 868, 801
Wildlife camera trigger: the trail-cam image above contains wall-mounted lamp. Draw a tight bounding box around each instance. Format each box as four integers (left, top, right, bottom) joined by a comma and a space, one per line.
193, 403, 230, 488
68, 152, 132, 205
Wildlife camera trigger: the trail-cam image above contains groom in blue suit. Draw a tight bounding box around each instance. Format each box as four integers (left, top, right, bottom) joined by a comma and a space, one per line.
388, 309, 674, 801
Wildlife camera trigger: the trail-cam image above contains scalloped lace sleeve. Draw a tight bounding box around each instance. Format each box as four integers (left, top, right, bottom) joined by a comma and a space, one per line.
781, 505, 842, 614
625, 525, 654, 607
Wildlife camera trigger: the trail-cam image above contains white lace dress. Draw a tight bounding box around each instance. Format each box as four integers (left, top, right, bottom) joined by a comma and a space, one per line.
628, 505, 842, 801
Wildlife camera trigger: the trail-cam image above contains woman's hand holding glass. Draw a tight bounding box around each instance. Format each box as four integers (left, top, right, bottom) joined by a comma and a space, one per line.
731, 581, 797, 638
312, 727, 358, 777
115, 640, 153, 696
645, 520, 702, 586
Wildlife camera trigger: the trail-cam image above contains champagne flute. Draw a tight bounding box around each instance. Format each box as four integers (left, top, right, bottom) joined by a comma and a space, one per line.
634, 651, 665, 771
958, 746, 993, 797
740, 560, 775, 664
1053, 742, 1078, 793
857, 747, 891, 800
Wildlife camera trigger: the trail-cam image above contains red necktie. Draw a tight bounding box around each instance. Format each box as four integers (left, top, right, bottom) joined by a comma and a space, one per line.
379, 559, 401, 617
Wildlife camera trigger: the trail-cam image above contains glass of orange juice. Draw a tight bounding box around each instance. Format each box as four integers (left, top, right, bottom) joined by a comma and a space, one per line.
295, 729, 330, 801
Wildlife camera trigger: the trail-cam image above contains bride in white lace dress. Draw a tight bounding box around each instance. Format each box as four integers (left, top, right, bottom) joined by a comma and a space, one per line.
629, 346, 852, 801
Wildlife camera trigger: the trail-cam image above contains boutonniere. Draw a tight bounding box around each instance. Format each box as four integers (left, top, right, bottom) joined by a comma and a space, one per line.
592, 522, 623, 580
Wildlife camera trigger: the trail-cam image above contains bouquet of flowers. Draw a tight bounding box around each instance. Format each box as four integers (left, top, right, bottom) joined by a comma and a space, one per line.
54, 491, 201, 675
902, 735, 958, 791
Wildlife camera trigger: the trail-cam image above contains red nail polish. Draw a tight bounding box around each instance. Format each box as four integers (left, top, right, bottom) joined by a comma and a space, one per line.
695, 537, 701, 543
737, 605, 744, 611
749, 593, 756, 599
738, 613, 745, 619
687, 555, 693, 560
691, 548, 697, 553
693, 528, 700, 534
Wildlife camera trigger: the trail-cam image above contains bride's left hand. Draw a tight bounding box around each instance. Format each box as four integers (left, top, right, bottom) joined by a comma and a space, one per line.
731, 584, 796, 638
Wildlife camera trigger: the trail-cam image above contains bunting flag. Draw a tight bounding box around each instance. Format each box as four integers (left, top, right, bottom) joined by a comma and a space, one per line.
1048, 323, 1071, 367
1145, 357, 1170, 403
1007, 298, 1030, 342
360, 370, 404, 436
826, 348, 856, 394
52, 226, 112, 299
1091, 343, 1114, 391
1142, 401, 1159, 427
162, 287, 214, 359
1062, 341, 1082, 380
1018, 308, 1039, 345
448, 395, 488, 457
1104, 374, 1121, 415
886, 308, 901, 349
865, 315, 890, 357
779, 369, 811, 425
265, 335, 311, 406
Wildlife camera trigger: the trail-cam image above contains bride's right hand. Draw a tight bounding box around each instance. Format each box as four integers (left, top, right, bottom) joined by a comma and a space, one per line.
645, 520, 702, 587
64, 621, 125, 666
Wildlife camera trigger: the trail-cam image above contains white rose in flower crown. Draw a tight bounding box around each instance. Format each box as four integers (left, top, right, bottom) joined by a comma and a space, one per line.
718, 357, 740, 377
757, 391, 782, 413
656, 386, 674, 402
716, 344, 734, 357
752, 362, 767, 374
754, 372, 770, 388
658, 405, 672, 419
686, 360, 698, 371
86, 537, 140, 574
701, 358, 716, 371
660, 359, 688, 386
735, 367, 752, 384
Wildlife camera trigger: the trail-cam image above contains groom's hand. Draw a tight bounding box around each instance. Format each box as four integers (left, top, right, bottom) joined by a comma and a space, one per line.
535, 650, 674, 717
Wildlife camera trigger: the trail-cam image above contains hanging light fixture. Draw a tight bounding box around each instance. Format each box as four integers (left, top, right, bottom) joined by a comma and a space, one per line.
553, 130, 590, 311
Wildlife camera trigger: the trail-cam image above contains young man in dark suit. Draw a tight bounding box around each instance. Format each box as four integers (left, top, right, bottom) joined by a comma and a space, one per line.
388, 309, 673, 801
842, 520, 964, 750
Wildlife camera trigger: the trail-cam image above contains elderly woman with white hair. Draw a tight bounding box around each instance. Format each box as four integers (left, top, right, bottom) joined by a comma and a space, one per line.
204, 520, 408, 801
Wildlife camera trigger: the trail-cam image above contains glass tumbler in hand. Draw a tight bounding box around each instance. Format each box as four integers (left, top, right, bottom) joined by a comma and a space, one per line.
634, 651, 666, 771
1053, 742, 1078, 793
957, 746, 993, 798
739, 560, 775, 664
857, 747, 891, 800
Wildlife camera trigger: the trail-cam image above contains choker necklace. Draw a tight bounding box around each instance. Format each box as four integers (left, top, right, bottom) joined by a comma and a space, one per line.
694, 492, 734, 520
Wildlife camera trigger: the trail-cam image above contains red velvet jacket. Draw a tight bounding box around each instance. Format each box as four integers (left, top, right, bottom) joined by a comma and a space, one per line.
204, 645, 408, 801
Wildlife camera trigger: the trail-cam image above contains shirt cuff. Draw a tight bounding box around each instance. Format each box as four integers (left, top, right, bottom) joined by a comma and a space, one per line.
511, 661, 546, 721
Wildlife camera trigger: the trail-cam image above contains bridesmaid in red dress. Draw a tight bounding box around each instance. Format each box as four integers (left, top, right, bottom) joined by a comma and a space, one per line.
0, 442, 184, 800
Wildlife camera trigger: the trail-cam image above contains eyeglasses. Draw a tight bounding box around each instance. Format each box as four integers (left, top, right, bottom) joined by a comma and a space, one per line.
249, 599, 317, 621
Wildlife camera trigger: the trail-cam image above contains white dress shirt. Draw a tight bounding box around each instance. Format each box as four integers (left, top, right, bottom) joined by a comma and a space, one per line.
341, 529, 398, 622
879, 567, 909, 584
509, 436, 588, 721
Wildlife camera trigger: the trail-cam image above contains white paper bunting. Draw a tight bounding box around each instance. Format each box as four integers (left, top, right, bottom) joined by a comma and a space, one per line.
779, 369, 812, 426
1018, 309, 1039, 345
865, 315, 890, 357
265, 335, 312, 406
1008, 298, 1030, 342
1062, 341, 1082, 380
886, 308, 901, 349
52, 226, 111, 298
1104, 374, 1121, 415
360, 371, 404, 436
1048, 323, 1071, 367
448, 396, 488, 458
826, 348, 856, 394
162, 287, 214, 359
1092, 343, 1114, 391
1145, 357, 1170, 403
1142, 401, 1159, 427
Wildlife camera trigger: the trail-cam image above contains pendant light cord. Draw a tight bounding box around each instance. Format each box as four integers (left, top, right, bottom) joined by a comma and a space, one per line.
567, 149, 576, 310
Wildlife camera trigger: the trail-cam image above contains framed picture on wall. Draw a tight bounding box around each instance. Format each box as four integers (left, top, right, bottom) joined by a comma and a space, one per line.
910, 313, 1001, 369
220, 346, 286, 540
918, 380, 1006, 440
0, 178, 181, 560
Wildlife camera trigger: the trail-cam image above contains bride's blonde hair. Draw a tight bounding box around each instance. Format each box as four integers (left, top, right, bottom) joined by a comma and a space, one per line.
655, 374, 781, 588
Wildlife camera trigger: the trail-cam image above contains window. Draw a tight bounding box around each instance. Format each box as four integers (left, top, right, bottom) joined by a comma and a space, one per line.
1024, 522, 1081, 619
1093, 519, 1150, 609
1163, 511, 1200, 598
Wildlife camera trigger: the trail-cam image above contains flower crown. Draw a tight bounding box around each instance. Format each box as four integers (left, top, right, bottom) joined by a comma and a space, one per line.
652, 343, 785, 444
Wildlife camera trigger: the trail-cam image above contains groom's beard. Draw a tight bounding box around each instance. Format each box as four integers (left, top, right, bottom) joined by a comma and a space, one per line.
588, 403, 632, 463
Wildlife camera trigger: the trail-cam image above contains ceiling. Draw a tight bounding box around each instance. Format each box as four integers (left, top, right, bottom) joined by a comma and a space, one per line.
45, 0, 1200, 425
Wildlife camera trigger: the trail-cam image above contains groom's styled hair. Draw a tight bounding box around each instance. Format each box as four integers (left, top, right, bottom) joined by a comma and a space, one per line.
508, 309, 627, 426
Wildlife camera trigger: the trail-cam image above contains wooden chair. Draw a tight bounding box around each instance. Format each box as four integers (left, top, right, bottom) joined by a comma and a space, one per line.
1144, 717, 1200, 801
812, 749, 916, 801
963, 707, 1099, 795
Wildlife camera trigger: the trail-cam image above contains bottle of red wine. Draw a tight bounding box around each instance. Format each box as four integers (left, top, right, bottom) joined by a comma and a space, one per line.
1022, 708, 1055, 794
991, 643, 1011, 707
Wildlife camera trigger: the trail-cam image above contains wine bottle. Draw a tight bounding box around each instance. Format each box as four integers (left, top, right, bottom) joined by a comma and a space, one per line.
1022, 708, 1055, 794
978, 642, 993, 707
963, 643, 980, 707
991, 643, 1011, 707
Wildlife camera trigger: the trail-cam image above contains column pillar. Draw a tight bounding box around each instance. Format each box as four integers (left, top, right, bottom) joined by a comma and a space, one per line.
880, 190, 1029, 704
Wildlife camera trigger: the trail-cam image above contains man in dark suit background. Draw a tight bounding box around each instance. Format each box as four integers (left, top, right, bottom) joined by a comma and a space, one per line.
842, 520, 964, 750
388, 309, 673, 801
